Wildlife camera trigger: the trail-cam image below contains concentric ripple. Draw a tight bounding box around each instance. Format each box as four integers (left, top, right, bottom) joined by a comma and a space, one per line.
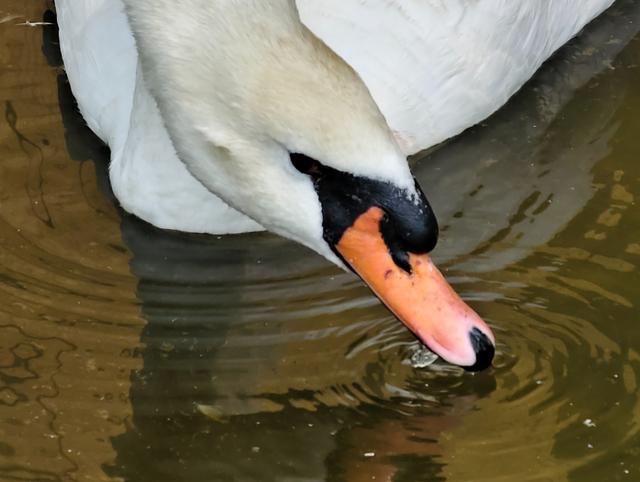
1, 1, 640, 481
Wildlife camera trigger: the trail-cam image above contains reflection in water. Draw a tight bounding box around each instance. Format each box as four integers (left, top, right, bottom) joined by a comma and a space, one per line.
0, 0, 639, 480
0, 3, 143, 481
107, 216, 495, 481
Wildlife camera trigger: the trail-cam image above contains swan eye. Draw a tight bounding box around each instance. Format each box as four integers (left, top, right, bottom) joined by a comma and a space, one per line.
290, 152, 323, 177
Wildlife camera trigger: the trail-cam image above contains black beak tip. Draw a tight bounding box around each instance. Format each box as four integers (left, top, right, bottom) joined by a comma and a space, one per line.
464, 327, 495, 372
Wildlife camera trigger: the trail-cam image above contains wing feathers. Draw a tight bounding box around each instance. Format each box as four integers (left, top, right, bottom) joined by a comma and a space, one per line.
296, 0, 615, 155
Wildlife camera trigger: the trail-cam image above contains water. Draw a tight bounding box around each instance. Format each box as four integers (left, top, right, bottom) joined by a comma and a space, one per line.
1, 1, 639, 480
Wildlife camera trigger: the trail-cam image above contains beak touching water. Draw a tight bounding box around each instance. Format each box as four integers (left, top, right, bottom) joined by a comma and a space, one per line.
335, 206, 495, 371
290, 152, 496, 371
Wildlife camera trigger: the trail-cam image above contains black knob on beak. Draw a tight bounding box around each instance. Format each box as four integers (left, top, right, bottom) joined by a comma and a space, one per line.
464, 327, 495, 372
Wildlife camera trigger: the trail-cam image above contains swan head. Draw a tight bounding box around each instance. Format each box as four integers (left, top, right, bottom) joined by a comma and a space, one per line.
178, 115, 495, 371
124, 0, 495, 370
288, 153, 495, 372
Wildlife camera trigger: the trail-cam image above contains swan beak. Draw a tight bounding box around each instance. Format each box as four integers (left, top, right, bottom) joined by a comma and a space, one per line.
336, 206, 495, 371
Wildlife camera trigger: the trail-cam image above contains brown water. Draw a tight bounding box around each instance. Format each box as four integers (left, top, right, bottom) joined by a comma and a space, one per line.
1, 1, 640, 481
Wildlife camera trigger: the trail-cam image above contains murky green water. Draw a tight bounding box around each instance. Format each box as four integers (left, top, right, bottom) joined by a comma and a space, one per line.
1, 1, 640, 481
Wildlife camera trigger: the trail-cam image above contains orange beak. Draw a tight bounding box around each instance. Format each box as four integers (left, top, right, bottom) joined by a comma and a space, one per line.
336, 207, 495, 370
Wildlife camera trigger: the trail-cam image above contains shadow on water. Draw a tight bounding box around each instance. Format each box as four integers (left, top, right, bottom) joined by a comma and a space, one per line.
30, 0, 640, 480
105, 215, 500, 482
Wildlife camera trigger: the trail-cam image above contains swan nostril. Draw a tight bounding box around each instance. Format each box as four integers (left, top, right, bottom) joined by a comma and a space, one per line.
464, 327, 495, 372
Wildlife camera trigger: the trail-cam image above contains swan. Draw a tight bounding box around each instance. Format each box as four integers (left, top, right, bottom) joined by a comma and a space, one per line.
55, 0, 614, 371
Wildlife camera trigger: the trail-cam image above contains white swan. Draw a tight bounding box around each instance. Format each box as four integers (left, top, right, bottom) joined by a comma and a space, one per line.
55, 0, 614, 370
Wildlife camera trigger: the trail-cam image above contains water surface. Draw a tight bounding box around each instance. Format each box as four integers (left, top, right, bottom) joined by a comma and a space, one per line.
1, 1, 640, 480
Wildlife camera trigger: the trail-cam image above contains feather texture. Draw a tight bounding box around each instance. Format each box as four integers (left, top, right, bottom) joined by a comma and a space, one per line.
56, 0, 614, 235
296, 0, 615, 154
56, 0, 263, 234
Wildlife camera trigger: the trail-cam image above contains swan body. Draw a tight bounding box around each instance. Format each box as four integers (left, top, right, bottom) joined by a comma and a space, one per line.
56, 0, 613, 238
56, 0, 263, 235
55, 0, 614, 369
297, 1, 616, 155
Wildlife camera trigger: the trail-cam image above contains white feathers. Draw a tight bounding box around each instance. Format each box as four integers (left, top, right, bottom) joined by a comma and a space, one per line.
56, 0, 263, 234
56, 0, 613, 253
56, 0, 135, 147
296, 0, 614, 155
85, 0, 415, 262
